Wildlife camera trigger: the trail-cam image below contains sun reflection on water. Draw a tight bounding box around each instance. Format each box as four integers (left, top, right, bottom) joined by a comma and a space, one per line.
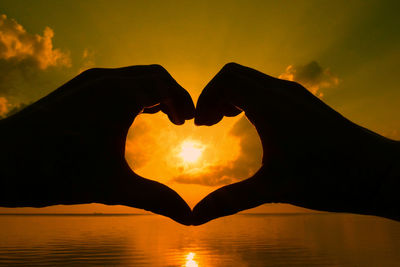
184, 252, 198, 267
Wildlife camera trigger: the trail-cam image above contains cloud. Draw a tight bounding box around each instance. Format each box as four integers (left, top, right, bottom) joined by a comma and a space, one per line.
0, 14, 70, 70
0, 93, 30, 118
0, 100, 30, 119
279, 61, 339, 98
0, 96, 8, 116
78, 48, 96, 73
172, 116, 263, 186
0, 14, 75, 117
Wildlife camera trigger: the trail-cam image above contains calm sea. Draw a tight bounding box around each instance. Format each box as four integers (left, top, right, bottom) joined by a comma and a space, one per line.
0, 213, 399, 266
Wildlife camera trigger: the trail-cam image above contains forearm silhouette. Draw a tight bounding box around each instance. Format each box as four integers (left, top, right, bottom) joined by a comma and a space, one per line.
193, 63, 400, 225
0, 65, 194, 225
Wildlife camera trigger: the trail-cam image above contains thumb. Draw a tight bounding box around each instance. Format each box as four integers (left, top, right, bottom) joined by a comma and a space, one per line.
192, 167, 285, 225
103, 166, 192, 226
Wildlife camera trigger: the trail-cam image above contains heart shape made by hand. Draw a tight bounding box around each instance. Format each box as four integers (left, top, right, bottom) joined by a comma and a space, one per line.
125, 112, 263, 210
2, 63, 390, 226
124, 62, 386, 226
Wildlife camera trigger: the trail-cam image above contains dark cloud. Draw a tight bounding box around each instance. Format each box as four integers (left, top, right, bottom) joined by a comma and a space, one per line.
279, 61, 339, 98
173, 116, 263, 186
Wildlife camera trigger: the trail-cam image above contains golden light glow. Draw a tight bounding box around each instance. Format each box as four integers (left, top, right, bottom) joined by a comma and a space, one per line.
184, 252, 198, 267
178, 140, 204, 164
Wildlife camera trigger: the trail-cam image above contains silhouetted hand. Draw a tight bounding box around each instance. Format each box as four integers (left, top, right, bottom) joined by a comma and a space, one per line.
0, 65, 195, 225
193, 63, 400, 225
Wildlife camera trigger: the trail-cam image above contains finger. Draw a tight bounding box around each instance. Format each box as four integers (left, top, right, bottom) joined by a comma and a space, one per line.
192, 177, 264, 225
195, 62, 274, 126
159, 94, 192, 125
143, 104, 161, 114
175, 85, 197, 120
104, 168, 193, 226
195, 87, 242, 125
158, 76, 195, 125
74, 65, 196, 125
194, 68, 227, 126
192, 167, 285, 225
222, 102, 242, 117
120, 65, 195, 125
160, 100, 183, 125
51, 66, 160, 97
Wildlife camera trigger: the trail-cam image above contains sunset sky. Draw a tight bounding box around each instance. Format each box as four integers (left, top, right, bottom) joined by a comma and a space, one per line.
0, 0, 399, 214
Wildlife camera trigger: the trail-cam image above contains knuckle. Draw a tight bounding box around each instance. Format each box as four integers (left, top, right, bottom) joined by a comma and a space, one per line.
80, 67, 106, 78
276, 76, 304, 89
82, 67, 102, 75
289, 80, 301, 87
219, 63, 249, 82
115, 65, 140, 73
222, 62, 242, 72
148, 64, 167, 73
288, 80, 305, 90
145, 64, 172, 81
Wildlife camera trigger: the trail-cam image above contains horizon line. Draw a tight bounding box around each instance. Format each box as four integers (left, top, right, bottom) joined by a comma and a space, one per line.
0, 212, 327, 216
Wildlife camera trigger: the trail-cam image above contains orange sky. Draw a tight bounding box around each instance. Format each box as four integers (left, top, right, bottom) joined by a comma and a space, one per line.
0, 0, 399, 214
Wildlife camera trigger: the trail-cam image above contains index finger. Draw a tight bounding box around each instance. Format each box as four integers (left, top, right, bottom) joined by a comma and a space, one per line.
195, 62, 278, 126
74, 65, 196, 126
114, 65, 196, 125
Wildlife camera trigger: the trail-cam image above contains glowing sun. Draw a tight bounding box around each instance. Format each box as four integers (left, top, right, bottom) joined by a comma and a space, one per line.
178, 140, 204, 164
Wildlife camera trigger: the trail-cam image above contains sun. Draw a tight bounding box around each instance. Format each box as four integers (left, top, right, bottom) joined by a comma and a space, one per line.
178, 140, 204, 164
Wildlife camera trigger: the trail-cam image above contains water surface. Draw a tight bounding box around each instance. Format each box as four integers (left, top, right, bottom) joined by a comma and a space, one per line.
0, 213, 399, 266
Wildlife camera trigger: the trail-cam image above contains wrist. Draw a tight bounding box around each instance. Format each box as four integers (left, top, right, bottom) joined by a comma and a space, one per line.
371, 140, 400, 220
0, 117, 25, 206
